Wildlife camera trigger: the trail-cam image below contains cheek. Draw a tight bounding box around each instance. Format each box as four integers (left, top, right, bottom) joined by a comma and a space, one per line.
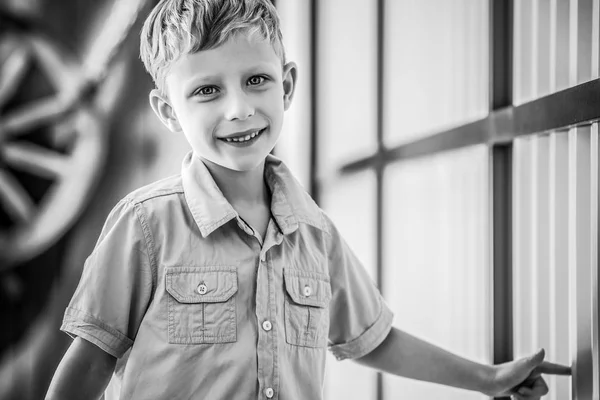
262, 91, 285, 117
180, 106, 216, 133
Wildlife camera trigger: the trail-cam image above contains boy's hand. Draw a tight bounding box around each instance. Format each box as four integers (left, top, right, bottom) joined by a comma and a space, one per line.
486, 349, 571, 399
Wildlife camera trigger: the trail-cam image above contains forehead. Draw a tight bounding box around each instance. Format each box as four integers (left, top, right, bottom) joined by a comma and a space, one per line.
166, 35, 282, 91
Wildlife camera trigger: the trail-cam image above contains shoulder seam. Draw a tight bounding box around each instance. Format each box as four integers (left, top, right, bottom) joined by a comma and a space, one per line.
127, 189, 185, 205
318, 210, 333, 237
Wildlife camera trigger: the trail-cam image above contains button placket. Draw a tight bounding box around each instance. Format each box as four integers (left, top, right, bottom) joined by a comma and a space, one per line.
256, 222, 281, 400
256, 247, 276, 400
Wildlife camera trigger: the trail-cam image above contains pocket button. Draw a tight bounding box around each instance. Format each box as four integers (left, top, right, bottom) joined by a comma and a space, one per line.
303, 285, 312, 297
197, 283, 208, 295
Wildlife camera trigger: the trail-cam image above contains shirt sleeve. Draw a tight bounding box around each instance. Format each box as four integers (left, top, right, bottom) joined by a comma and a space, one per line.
324, 212, 394, 361
60, 198, 155, 358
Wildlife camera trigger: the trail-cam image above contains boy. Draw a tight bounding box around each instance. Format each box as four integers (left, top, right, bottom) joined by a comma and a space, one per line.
46, 0, 570, 399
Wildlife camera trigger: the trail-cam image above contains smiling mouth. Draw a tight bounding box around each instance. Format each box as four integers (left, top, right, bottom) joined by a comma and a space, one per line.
220, 128, 266, 143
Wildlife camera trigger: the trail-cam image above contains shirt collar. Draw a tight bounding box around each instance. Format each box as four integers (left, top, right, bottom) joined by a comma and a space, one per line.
181, 151, 328, 238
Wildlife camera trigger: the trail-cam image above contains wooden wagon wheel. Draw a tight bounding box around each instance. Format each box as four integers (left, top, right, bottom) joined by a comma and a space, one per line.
0, 31, 106, 270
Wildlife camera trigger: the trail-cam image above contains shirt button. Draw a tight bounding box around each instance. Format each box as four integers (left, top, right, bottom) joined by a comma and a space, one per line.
303, 285, 312, 297
197, 283, 208, 295
262, 320, 272, 331
265, 387, 274, 398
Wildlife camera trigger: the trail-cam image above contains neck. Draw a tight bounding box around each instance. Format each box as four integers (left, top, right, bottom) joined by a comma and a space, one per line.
201, 157, 269, 207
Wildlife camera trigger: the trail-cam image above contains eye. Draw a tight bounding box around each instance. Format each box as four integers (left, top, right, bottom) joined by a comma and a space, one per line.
247, 75, 267, 86
194, 86, 218, 96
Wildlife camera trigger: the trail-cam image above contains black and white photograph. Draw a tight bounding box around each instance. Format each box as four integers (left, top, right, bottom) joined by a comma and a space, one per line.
0, 0, 596, 399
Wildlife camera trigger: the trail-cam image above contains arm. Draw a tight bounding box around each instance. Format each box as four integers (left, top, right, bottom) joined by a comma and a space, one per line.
45, 337, 117, 400
355, 327, 492, 393
355, 327, 571, 397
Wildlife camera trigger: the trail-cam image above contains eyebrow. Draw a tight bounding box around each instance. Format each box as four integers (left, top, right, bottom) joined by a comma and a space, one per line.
191, 63, 278, 82
184, 75, 221, 88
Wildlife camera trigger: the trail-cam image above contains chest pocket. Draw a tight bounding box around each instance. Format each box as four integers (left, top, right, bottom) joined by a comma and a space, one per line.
165, 266, 237, 344
283, 268, 332, 348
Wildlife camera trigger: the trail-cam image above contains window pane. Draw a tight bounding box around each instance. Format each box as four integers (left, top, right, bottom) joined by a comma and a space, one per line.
513, 127, 600, 400
513, 134, 572, 400
514, 0, 600, 104
320, 170, 377, 400
317, 0, 378, 174
513, 136, 536, 359
383, 0, 489, 147
276, 0, 312, 189
382, 145, 491, 399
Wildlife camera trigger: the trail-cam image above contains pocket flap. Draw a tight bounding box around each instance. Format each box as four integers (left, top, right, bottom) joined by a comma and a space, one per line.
166, 266, 237, 303
283, 268, 331, 308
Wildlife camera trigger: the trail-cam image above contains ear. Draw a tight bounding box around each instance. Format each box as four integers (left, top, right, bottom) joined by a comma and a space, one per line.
149, 89, 182, 133
282, 61, 298, 111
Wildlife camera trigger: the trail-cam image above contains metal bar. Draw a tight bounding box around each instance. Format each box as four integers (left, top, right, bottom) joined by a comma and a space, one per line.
592, 3, 600, 398
591, 123, 599, 400
341, 78, 600, 174
571, 3, 595, 398
375, 166, 383, 400
309, 0, 319, 202
514, 78, 600, 136
569, 127, 594, 400
375, 0, 385, 292
375, 0, 384, 398
341, 113, 501, 173
490, 3, 514, 400
492, 144, 514, 400
491, 0, 513, 109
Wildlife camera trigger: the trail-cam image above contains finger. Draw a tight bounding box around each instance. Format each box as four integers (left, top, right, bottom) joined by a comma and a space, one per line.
525, 349, 546, 369
523, 376, 549, 397
535, 361, 572, 376
517, 386, 534, 396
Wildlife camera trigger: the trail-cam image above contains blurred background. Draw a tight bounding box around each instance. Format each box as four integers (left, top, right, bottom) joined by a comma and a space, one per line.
0, 0, 598, 399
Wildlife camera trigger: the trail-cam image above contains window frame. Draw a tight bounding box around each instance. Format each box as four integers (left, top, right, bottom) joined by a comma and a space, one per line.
308, 1, 600, 399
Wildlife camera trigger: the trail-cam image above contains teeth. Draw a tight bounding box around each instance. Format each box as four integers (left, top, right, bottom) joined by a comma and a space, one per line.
224, 129, 262, 143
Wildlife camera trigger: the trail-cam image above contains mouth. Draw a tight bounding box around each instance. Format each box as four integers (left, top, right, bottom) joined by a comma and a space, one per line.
218, 127, 266, 145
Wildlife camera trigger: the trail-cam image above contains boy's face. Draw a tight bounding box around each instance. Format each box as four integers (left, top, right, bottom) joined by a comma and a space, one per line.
150, 34, 296, 172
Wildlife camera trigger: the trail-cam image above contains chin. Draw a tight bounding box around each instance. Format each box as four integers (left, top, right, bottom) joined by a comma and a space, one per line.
224, 157, 267, 172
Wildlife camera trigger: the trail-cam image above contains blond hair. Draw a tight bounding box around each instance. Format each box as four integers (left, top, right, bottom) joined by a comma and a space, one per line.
140, 0, 286, 93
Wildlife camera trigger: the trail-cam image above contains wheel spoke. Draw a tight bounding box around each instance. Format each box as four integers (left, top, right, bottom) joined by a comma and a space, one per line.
30, 37, 80, 91
2, 141, 69, 179
0, 96, 70, 138
0, 169, 35, 223
50, 117, 78, 149
0, 43, 30, 107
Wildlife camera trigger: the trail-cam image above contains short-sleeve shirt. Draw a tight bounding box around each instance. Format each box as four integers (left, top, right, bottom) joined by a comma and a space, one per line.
61, 151, 393, 400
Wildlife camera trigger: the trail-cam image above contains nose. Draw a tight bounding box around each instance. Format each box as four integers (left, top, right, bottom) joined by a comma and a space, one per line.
224, 90, 255, 121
